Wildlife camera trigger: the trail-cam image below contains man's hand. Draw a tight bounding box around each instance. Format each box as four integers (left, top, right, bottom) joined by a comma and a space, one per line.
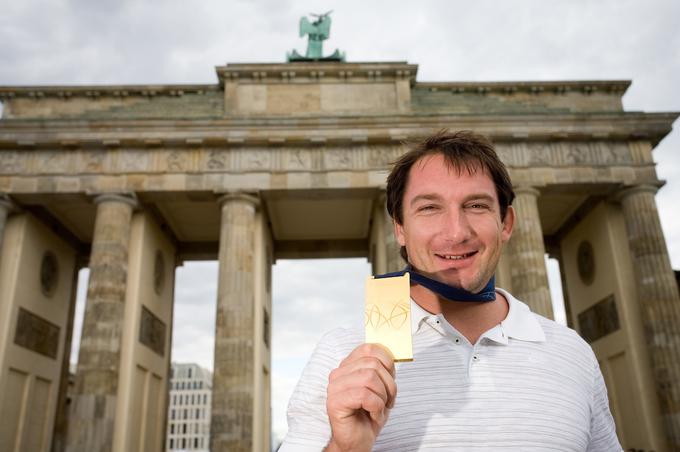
325, 343, 397, 452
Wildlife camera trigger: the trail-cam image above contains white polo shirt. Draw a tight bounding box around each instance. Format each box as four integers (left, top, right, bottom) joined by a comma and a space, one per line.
280, 289, 621, 451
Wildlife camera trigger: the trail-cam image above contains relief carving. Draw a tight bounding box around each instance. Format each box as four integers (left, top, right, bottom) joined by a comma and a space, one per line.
84, 150, 106, 172
118, 150, 149, 172
166, 151, 185, 171
527, 143, 553, 166
324, 148, 352, 169
565, 143, 591, 165
243, 149, 271, 170
365, 146, 396, 168
0, 151, 24, 174
35, 151, 66, 174
286, 149, 310, 170
598, 142, 632, 165
206, 150, 227, 170
14, 308, 60, 359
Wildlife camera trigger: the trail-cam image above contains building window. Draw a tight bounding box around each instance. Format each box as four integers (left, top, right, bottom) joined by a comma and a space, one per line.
196, 408, 200, 419
188, 367, 192, 378
194, 437, 199, 448
203, 394, 207, 404
171, 409, 175, 420
183, 423, 187, 434
181, 438, 186, 449
170, 423, 174, 434
169, 438, 174, 449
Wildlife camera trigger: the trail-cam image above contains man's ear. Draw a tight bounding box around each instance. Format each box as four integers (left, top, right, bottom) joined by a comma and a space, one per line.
393, 219, 406, 247
501, 206, 515, 242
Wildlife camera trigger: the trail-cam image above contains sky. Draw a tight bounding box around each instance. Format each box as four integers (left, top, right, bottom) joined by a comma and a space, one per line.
2, 0, 679, 446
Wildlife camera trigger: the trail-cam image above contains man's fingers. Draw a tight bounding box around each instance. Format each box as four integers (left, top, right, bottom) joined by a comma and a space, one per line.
328, 358, 397, 408
329, 367, 389, 406
339, 343, 396, 377
329, 384, 389, 420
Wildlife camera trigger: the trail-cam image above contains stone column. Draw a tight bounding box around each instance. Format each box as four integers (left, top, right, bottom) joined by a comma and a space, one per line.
381, 192, 404, 273
370, 192, 403, 275
505, 186, 553, 318
619, 184, 680, 449
0, 194, 15, 253
211, 192, 260, 452
66, 193, 137, 452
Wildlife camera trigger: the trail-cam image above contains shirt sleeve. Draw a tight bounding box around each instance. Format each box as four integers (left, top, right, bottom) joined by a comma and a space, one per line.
278, 330, 344, 452
586, 357, 623, 452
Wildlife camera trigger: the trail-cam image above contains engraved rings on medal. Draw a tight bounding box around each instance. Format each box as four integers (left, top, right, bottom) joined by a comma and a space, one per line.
40, 251, 59, 297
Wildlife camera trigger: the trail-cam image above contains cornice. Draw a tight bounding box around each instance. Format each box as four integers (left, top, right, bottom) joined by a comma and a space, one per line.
0, 112, 676, 149
0, 84, 219, 100
216, 61, 419, 86
416, 80, 631, 96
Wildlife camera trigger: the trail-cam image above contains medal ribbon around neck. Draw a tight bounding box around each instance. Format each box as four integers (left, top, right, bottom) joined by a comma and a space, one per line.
374, 264, 496, 302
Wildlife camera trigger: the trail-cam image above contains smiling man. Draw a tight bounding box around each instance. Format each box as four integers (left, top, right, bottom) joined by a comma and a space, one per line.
280, 131, 621, 451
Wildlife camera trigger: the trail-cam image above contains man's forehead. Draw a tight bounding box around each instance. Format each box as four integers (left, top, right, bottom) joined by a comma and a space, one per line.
410, 153, 490, 180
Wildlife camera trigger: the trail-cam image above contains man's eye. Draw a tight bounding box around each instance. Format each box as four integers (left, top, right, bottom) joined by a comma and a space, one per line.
468, 203, 489, 210
418, 205, 437, 212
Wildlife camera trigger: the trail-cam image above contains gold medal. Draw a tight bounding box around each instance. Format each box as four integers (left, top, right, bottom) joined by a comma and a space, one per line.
364, 273, 413, 362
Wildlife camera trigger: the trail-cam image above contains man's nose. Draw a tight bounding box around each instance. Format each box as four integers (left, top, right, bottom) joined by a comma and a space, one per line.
442, 207, 473, 243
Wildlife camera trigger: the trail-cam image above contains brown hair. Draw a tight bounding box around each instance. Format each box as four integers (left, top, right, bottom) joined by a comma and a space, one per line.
386, 130, 515, 261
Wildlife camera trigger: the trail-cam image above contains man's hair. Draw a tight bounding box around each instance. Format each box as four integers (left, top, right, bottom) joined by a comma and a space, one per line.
385, 130, 515, 261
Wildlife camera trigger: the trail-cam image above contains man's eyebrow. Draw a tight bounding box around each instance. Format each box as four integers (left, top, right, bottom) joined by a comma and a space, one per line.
463, 193, 496, 203
409, 193, 443, 206
409, 192, 497, 207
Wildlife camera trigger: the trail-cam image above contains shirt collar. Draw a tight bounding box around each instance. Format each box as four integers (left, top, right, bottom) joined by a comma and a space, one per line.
409, 287, 546, 344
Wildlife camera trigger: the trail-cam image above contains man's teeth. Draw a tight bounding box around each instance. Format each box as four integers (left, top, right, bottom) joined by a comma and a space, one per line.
441, 252, 474, 260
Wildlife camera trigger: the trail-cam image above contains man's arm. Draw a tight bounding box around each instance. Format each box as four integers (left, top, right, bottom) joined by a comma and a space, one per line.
279, 330, 396, 452
586, 357, 623, 451
324, 343, 396, 452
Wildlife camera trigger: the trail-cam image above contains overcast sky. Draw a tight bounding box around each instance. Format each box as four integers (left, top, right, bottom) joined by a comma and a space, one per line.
3, 0, 679, 446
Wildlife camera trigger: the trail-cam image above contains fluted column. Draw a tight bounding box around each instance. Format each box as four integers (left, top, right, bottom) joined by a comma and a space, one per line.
66, 193, 137, 452
211, 192, 260, 452
619, 184, 680, 450
506, 186, 553, 318
371, 192, 403, 274
0, 194, 15, 253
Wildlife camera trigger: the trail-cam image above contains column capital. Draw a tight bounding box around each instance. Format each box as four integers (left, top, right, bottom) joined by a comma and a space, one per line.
513, 185, 541, 197
93, 192, 138, 209
616, 184, 660, 202
217, 191, 261, 208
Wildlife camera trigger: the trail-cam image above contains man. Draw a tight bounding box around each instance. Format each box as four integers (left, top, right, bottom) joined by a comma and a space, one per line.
280, 131, 621, 451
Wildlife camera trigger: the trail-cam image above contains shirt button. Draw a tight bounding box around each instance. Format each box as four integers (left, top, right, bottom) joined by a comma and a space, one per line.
454, 337, 461, 344
472, 354, 480, 362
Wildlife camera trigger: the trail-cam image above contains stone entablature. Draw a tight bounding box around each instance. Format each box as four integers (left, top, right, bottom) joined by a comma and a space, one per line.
0, 112, 674, 146
0, 141, 661, 196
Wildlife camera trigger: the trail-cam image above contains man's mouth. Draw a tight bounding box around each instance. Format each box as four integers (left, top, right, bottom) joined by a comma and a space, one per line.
436, 251, 478, 260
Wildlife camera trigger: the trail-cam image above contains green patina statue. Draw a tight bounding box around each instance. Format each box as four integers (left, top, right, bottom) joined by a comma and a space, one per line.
287, 11, 345, 62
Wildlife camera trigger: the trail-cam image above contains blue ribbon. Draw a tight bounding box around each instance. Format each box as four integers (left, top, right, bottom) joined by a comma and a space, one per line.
374, 264, 496, 302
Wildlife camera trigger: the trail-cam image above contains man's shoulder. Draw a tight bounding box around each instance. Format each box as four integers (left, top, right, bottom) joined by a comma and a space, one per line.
532, 313, 597, 360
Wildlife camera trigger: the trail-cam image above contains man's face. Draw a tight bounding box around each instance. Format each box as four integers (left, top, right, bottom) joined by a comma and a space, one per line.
394, 153, 514, 292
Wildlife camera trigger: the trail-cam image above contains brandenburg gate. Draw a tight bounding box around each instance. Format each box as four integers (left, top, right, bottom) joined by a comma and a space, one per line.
0, 59, 679, 451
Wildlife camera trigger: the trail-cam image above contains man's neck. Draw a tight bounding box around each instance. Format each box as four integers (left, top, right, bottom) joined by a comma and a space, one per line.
410, 284, 509, 345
